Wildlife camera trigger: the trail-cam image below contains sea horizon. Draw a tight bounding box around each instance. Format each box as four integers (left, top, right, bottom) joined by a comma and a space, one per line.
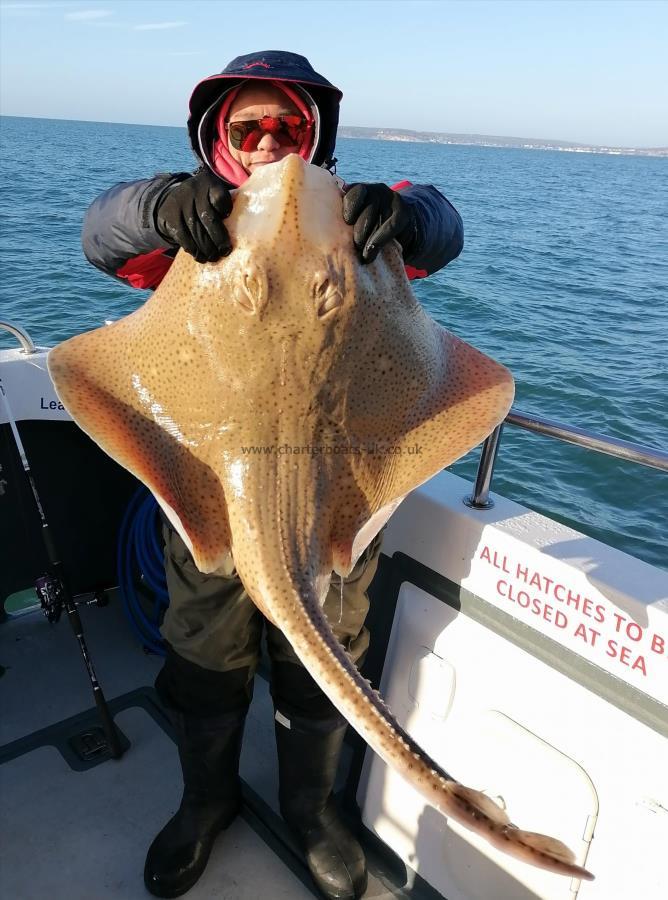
1, 113, 665, 157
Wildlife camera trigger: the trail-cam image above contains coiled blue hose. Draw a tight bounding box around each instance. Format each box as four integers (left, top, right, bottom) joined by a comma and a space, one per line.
117, 487, 168, 655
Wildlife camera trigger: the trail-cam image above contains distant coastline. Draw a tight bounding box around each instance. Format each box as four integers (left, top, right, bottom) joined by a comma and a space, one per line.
338, 125, 668, 158
1, 115, 665, 157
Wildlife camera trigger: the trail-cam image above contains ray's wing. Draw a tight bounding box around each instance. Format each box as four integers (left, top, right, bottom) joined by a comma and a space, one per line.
330, 312, 514, 572
48, 262, 233, 573
379, 323, 514, 498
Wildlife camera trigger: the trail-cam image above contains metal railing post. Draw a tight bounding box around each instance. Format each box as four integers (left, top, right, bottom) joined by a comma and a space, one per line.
462, 407, 667, 512
0, 321, 37, 354
464, 423, 504, 509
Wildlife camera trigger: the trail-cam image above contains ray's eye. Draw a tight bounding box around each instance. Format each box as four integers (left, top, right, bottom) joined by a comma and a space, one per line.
314, 274, 343, 318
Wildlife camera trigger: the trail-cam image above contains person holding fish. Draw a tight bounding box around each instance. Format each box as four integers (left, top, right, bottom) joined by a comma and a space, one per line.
82, 51, 464, 900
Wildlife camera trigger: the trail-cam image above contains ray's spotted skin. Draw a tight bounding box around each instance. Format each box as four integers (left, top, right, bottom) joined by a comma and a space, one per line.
48, 156, 593, 882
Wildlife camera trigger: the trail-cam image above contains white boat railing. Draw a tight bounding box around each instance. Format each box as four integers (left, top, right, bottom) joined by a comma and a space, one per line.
0, 321, 36, 354
465, 411, 668, 509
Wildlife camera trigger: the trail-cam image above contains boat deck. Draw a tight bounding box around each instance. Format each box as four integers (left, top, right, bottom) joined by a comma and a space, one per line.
0, 594, 422, 900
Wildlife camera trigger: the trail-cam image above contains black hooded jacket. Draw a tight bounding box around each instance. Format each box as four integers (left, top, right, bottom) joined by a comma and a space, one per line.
81, 51, 463, 289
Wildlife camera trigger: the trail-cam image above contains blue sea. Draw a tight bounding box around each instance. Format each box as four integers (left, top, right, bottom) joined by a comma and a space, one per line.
1, 116, 666, 570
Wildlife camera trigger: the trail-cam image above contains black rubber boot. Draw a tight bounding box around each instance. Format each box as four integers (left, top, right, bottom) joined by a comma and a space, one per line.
144, 656, 252, 898
143, 706, 246, 898
275, 713, 368, 900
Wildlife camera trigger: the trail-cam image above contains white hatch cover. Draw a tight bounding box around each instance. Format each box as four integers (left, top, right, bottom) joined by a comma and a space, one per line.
358, 582, 598, 900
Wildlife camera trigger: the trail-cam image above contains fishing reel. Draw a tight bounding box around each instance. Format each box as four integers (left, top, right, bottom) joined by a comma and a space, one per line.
35, 575, 109, 624
35, 574, 65, 624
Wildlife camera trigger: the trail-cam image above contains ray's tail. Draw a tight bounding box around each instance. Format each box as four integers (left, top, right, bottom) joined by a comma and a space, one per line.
271, 574, 594, 882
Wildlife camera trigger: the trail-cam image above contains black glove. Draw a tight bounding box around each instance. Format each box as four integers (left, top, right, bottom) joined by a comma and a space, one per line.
342, 183, 417, 264
155, 170, 233, 263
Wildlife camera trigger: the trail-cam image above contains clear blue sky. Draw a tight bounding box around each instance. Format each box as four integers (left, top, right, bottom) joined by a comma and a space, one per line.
1, 0, 666, 147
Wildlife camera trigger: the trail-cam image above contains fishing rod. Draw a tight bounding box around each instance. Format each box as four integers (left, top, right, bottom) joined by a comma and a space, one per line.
0, 377, 124, 760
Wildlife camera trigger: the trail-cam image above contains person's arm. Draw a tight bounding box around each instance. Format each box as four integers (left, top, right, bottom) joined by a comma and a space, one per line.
342, 181, 464, 279
392, 182, 463, 277
82, 170, 233, 290
82, 173, 190, 288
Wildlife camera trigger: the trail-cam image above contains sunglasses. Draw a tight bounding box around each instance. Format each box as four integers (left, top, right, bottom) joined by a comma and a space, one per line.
225, 115, 310, 152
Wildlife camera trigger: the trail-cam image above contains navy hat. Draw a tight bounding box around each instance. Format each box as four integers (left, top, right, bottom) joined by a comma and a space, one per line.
188, 50, 342, 174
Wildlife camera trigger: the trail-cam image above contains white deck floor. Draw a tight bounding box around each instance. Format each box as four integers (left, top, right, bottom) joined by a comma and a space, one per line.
0, 594, 420, 900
